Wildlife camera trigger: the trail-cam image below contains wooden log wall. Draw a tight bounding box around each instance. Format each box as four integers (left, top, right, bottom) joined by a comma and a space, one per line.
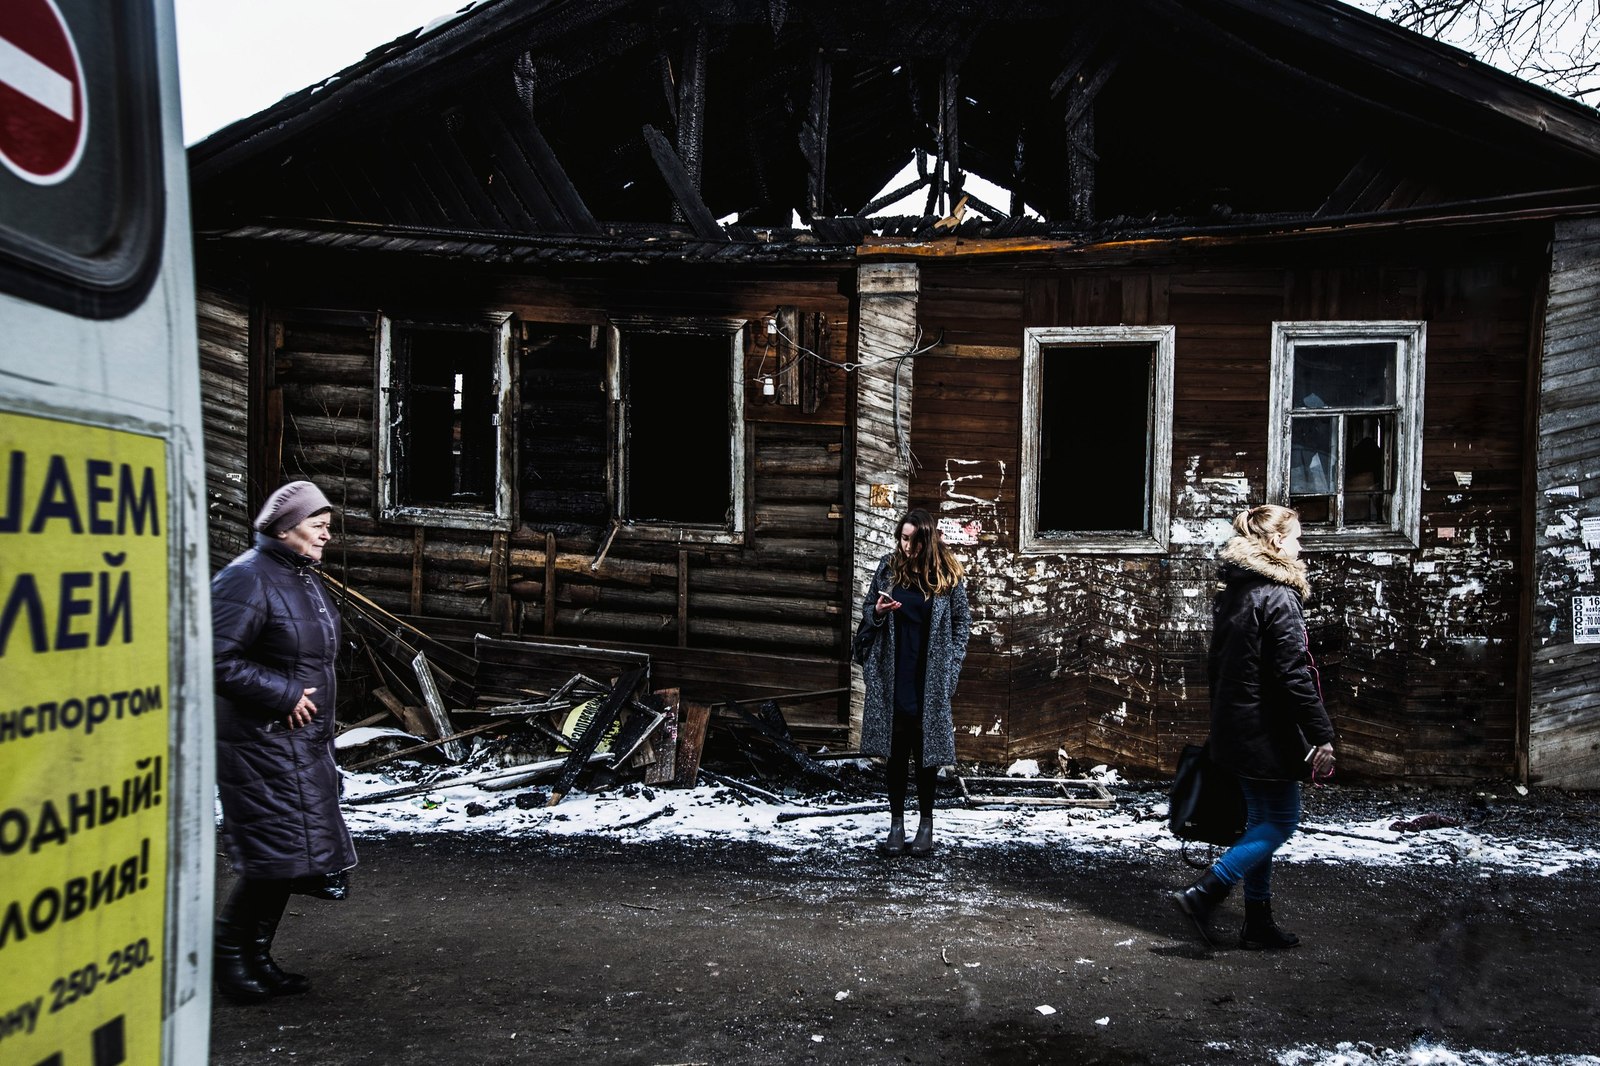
1528, 218, 1600, 788
197, 286, 252, 568
204, 259, 855, 734
913, 231, 1545, 780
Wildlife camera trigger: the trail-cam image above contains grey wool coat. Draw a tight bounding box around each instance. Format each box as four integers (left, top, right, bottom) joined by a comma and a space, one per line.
211, 534, 357, 881
857, 554, 972, 767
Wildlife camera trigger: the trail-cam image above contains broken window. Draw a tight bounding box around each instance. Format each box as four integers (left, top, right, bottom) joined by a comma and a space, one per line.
1019, 326, 1175, 554
376, 312, 515, 530
1268, 322, 1425, 548
607, 319, 747, 539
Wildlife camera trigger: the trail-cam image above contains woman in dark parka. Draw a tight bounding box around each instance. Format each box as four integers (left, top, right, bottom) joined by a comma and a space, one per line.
857, 509, 972, 857
211, 480, 356, 1001
1173, 504, 1336, 949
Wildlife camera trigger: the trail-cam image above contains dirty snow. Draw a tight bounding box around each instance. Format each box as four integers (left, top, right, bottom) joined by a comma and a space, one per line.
337, 765, 1600, 877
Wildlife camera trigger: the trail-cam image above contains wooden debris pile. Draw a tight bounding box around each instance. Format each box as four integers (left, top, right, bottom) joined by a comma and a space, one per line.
328, 580, 837, 805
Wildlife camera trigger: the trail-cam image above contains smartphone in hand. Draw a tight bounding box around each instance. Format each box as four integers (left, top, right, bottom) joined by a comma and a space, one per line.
876, 590, 901, 611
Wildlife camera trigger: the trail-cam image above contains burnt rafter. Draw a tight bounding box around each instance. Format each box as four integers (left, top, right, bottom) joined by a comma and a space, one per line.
642, 124, 730, 241
801, 53, 832, 221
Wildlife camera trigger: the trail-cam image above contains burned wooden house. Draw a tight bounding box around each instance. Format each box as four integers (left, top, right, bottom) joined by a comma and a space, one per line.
189, 0, 1600, 786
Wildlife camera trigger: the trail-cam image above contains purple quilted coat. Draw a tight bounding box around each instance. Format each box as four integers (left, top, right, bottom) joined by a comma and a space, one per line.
211, 534, 357, 880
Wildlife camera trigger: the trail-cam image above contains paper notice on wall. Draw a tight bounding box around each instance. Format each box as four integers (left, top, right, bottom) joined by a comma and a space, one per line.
1573, 596, 1600, 643
938, 517, 981, 546
1582, 516, 1600, 550
1565, 547, 1595, 583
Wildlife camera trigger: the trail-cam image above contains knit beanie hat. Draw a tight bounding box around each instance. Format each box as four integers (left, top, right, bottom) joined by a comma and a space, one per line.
254, 480, 333, 536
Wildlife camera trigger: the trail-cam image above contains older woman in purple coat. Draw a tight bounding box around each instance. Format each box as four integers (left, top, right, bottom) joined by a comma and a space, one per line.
211, 480, 356, 1002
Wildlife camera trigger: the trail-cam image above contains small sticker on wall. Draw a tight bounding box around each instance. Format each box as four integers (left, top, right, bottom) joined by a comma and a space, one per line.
1582, 516, 1600, 550
1437, 527, 1455, 540
869, 483, 895, 509
1565, 547, 1594, 583
1573, 595, 1600, 643
938, 517, 982, 545
1453, 471, 1473, 487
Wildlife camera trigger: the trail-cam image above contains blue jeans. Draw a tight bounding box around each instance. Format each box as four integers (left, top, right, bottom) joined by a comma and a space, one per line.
1211, 778, 1302, 902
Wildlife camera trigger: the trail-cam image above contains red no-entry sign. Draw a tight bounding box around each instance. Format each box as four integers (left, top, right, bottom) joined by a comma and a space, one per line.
0, 0, 87, 184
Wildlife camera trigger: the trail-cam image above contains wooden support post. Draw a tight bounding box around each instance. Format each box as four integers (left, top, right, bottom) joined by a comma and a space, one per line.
410, 527, 425, 614
489, 530, 506, 632
677, 549, 689, 648
543, 531, 557, 636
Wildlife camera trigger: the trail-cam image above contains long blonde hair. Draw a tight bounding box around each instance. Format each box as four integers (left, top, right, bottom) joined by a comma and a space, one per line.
888, 509, 964, 595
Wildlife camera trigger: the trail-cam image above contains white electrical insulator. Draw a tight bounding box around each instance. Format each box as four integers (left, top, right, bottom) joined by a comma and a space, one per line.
762, 376, 776, 397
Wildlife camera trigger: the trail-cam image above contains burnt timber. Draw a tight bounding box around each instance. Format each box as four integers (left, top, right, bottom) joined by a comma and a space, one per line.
190, 0, 1600, 786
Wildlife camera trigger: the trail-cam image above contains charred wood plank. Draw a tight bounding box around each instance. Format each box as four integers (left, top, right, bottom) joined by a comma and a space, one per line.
802, 55, 831, 221
641, 124, 728, 241
673, 700, 712, 787
548, 667, 646, 804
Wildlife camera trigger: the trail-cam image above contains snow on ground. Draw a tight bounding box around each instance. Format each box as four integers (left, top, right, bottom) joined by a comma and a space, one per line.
1273, 1043, 1600, 1066
336, 763, 1600, 877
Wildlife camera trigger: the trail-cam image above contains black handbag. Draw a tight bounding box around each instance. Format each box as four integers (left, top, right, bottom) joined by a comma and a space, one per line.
1169, 743, 1246, 848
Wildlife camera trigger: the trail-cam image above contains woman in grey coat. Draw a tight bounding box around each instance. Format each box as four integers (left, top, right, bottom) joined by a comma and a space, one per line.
856, 509, 971, 856
211, 480, 357, 1002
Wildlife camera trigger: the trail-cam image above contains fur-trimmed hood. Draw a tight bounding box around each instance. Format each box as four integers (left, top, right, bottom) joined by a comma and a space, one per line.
1219, 535, 1311, 601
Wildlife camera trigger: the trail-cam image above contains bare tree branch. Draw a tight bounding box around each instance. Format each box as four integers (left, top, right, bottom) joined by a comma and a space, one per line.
1345, 0, 1600, 102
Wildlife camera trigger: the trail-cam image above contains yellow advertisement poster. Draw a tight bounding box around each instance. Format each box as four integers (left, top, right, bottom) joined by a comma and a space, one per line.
0, 412, 168, 1066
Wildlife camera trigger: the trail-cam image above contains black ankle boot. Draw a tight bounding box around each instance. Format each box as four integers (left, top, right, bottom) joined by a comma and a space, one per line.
251, 914, 311, 996
908, 817, 934, 857
214, 938, 273, 1003
1239, 898, 1300, 950
878, 817, 907, 856
1171, 869, 1232, 946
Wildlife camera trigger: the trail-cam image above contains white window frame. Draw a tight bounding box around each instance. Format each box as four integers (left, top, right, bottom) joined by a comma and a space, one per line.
1267, 320, 1426, 550
1019, 325, 1175, 554
606, 316, 748, 545
375, 311, 516, 531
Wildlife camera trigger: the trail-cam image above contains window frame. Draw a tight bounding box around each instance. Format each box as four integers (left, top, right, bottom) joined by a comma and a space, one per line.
1267, 320, 1426, 551
375, 311, 516, 531
1019, 325, 1175, 555
606, 316, 748, 545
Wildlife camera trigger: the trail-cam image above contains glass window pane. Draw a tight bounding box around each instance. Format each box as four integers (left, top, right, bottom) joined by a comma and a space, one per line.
1290, 416, 1335, 495
1292, 342, 1395, 408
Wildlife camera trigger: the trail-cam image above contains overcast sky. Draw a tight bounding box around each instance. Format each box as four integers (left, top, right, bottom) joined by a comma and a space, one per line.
172, 0, 1591, 148
174, 0, 459, 145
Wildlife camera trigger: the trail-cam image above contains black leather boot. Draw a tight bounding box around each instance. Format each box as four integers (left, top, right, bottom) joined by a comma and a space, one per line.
908, 816, 934, 857
878, 816, 907, 856
1239, 898, 1300, 950
251, 909, 311, 995
1171, 869, 1232, 947
214, 905, 273, 1003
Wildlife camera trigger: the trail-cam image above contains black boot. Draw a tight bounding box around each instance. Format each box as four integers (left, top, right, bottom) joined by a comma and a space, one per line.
1171, 869, 1232, 947
214, 904, 273, 1003
878, 816, 907, 856
251, 910, 311, 996
908, 816, 934, 857
1239, 898, 1300, 950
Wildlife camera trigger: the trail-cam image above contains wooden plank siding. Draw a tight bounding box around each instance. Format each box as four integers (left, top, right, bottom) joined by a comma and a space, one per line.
204, 260, 855, 730
197, 286, 253, 568
912, 231, 1546, 778
1528, 218, 1600, 788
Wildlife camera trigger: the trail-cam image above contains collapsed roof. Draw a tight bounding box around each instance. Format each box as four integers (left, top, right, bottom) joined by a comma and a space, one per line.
189, 0, 1600, 258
